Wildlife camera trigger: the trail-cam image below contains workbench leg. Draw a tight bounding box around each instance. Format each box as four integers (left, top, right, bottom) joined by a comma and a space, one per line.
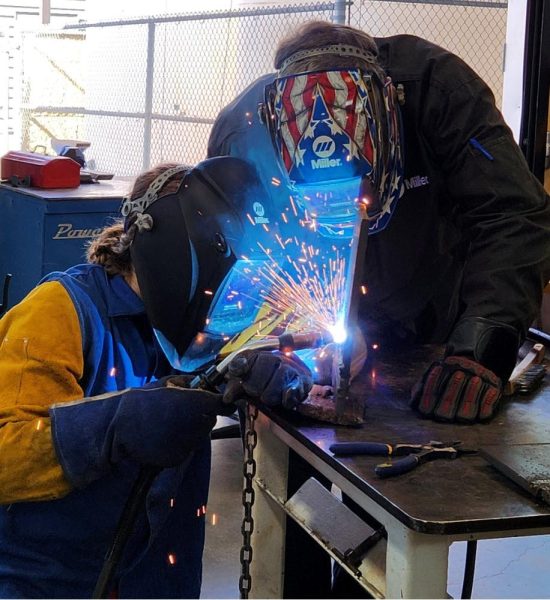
249, 412, 290, 599
385, 524, 449, 599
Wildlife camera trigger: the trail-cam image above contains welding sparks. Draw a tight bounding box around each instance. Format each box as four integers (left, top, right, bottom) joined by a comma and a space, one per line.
289, 196, 298, 216
220, 208, 357, 344
195, 186, 369, 359
255, 248, 348, 339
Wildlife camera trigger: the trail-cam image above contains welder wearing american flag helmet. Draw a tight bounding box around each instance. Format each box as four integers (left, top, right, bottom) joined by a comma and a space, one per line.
261, 37, 404, 238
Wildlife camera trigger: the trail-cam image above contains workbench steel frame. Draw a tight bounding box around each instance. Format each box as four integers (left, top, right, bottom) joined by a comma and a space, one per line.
248, 410, 550, 599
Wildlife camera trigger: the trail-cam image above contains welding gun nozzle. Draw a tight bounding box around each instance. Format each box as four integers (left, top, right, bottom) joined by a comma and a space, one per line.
278, 331, 331, 353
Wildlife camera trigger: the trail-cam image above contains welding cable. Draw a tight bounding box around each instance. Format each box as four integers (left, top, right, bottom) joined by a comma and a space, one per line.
93, 458, 198, 598
92, 465, 163, 598
461, 540, 477, 599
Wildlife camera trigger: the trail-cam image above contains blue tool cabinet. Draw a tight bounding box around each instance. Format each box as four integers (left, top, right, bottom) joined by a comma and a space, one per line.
0, 179, 131, 309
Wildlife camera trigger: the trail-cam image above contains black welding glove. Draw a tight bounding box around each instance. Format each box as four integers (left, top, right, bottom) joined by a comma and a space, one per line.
223, 350, 313, 410
50, 378, 225, 488
410, 355, 503, 422
410, 317, 519, 422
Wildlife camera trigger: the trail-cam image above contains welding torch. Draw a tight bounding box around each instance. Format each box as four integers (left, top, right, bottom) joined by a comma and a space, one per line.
190, 330, 331, 393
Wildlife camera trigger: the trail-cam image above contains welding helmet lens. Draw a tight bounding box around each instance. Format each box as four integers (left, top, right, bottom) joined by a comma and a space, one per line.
263, 68, 404, 236
203, 260, 267, 336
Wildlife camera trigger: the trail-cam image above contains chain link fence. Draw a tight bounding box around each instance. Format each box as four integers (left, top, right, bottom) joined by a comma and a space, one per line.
352, 0, 507, 105
14, 0, 508, 176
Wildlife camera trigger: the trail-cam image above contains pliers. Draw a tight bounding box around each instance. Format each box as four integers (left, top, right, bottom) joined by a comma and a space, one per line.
328, 440, 477, 478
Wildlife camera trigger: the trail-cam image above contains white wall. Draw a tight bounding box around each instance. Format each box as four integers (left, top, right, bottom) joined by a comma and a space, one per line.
502, 0, 527, 142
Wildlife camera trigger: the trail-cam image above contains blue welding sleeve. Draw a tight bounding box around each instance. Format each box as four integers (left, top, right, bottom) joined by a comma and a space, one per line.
50, 385, 223, 488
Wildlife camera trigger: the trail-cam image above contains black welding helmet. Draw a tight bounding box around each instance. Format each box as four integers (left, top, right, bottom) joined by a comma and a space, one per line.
124, 157, 276, 369
261, 61, 404, 238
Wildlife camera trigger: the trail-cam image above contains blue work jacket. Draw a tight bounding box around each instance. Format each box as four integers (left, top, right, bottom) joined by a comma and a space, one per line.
0, 264, 211, 598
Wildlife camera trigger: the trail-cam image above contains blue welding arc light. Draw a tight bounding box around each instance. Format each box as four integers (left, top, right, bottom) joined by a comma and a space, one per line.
327, 320, 348, 344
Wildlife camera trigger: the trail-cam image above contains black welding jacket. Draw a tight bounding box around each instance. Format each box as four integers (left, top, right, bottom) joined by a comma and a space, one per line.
207, 34, 550, 379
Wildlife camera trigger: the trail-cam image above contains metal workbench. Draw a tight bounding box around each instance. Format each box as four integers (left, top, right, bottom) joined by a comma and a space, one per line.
247, 342, 550, 598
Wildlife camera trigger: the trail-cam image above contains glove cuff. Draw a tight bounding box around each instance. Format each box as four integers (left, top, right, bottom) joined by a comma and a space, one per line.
50, 389, 125, 488
445, 317, 520, 381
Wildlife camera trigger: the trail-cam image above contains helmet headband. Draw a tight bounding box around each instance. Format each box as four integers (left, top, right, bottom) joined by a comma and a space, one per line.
277, 44, 377, 73
120, 164, 190, 236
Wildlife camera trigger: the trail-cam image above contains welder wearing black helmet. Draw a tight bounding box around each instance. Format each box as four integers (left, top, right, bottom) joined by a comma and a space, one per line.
208, 20, 550, 424
0, 157, 312, 599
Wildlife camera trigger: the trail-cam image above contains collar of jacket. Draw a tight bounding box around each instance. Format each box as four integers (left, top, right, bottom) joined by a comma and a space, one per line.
41, 264, 146, 319
107, 272, 145, 318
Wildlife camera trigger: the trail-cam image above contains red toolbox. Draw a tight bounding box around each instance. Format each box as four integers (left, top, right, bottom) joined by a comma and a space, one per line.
1, 151, 80, 189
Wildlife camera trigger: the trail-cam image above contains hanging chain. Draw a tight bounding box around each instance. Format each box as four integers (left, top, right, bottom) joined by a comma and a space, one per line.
239, 402, 258, 599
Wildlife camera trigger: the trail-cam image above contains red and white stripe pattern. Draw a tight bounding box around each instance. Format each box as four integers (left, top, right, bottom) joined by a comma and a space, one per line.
274, 70, 375, 173
269, 68, 404, 234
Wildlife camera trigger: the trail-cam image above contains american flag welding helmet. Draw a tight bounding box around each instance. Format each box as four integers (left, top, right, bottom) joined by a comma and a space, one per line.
263, 68, 404, 237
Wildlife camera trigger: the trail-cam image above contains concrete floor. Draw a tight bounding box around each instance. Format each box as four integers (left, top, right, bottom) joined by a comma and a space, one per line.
201, 432, 243, 600
201, 423, 550, 599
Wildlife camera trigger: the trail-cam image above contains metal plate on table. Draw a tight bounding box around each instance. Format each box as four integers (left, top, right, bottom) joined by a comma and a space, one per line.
480, 444, 550, 505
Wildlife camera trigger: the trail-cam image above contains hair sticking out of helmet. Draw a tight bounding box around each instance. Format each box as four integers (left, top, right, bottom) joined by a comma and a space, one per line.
120, 163, 191, 238
274, 21, 382, 77
86, 164, 190, 278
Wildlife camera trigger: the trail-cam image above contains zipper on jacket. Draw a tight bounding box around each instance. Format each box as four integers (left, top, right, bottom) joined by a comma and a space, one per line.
469, 137, 494, 161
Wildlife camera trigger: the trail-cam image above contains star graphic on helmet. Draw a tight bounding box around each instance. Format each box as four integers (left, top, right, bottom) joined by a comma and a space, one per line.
293, 145, 306, 167
343, 141, 360, 159
327, 118, 343, 136
303, 121, 317, 139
